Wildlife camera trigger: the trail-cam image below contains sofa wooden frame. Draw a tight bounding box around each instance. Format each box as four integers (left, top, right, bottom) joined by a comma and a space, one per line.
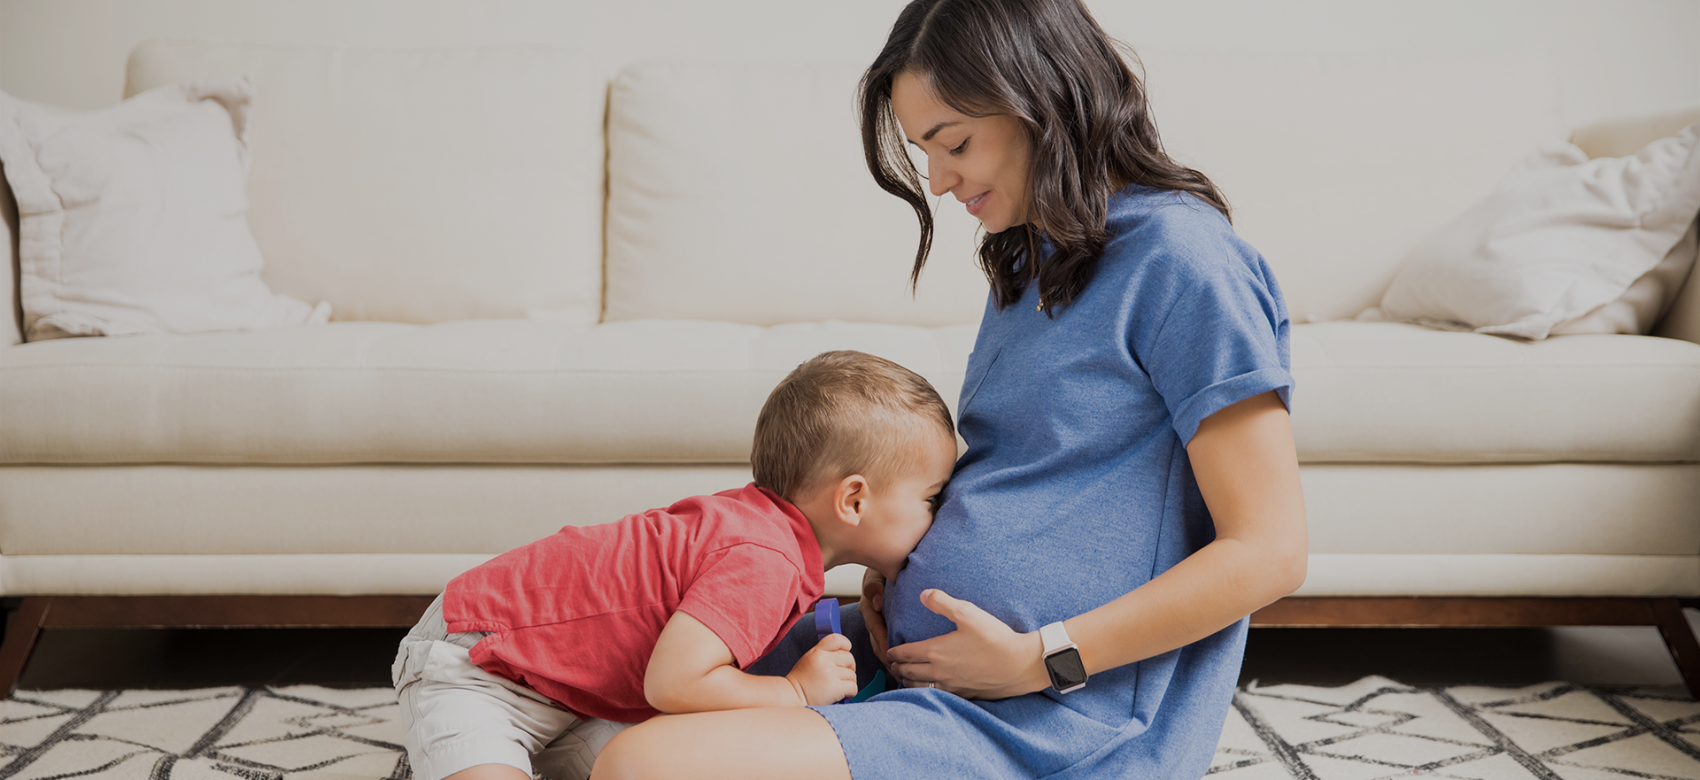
3, 595, 1698, 698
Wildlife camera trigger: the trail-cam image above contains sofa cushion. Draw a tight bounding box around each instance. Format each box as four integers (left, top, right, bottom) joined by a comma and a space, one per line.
1135, 51, 1564, 324
0, 78, 331, 340
124, 42, 606, 326
604, 62, 991, 327
2, 321, 1694, 465
4, 463, 1690, 557
2, 463, 1693, 598
1372, 124, 1700, 340
1292, 322, 1700, 462
0, 319, 975, 464
602, 54, 1564, 328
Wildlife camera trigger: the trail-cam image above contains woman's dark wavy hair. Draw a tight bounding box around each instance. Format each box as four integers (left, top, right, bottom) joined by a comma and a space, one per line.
860, 0, 1230, 314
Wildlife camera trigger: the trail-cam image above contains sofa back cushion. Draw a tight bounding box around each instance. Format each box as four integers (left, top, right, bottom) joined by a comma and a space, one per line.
125, 42, 606, 325
605, 63, 991, 326
606, 54, 1564, 326
1130, 51, 1565, 323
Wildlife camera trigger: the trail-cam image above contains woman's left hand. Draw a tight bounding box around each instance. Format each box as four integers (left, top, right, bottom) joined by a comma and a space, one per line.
884, 589, 1050, 700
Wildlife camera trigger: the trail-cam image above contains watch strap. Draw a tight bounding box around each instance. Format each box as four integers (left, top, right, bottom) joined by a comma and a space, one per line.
1039, 621, 1087, 693
1040, 622, 1075, 655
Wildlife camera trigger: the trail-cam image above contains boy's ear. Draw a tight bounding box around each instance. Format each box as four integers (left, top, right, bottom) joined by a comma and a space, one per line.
833, 474, 871, 527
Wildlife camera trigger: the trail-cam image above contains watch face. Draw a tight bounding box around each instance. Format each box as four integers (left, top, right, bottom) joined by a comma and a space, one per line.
1046, 647, 1087, 691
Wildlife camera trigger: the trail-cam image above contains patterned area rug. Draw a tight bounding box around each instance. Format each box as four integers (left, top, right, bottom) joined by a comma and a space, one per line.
1216, 677, 1700, 779
1, 677, 1696, 780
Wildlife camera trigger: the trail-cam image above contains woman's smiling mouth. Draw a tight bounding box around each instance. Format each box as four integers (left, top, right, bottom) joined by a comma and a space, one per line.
964, 191, 989, 216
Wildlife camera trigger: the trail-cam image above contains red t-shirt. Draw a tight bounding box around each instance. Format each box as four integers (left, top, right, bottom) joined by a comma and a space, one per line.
442, 483, 825, 723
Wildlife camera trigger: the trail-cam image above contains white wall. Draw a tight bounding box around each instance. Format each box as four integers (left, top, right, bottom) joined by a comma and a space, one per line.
1, 0, 1696, 128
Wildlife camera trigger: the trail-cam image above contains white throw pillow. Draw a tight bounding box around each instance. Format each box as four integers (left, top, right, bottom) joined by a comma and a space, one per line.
1366, 122, 1700, 340
0, 78, 329, 341
1548, 218, 1697, 336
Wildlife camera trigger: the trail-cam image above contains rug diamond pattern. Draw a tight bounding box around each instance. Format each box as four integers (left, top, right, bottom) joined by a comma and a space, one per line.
0, 679, 1693, 779
1220, 679, 1700, 779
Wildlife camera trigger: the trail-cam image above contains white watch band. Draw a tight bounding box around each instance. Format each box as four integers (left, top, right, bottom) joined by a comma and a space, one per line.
1040, 622, 1075, 655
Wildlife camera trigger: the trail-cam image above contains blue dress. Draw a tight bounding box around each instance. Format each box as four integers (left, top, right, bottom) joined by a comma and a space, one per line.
814, 186, 1294, 779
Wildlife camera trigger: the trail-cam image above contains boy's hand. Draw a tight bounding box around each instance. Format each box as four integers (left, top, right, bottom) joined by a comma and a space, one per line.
648, 610, 844, 713
785, 633, 857, 706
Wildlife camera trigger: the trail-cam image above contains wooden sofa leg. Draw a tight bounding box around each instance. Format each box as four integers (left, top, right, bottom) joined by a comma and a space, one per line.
1651, 598, 1700, 700
0, 598, 50, 697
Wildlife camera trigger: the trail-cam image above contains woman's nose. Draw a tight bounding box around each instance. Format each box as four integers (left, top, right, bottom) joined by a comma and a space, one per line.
927, 157, 957, 198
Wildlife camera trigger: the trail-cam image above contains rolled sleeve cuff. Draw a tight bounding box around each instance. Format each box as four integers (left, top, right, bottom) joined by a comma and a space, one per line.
1170, 367, 1294, 446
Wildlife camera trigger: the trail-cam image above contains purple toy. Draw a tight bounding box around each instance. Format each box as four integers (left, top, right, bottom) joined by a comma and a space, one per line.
812, 597, 890, 703
814, 597, 842, 640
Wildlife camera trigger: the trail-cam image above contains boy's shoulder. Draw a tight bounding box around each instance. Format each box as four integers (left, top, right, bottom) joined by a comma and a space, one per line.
666, 482, 785, 520
656, 483, 808, 550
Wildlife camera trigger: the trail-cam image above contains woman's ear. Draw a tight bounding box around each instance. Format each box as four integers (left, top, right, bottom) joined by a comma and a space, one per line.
834, 474, 871, 527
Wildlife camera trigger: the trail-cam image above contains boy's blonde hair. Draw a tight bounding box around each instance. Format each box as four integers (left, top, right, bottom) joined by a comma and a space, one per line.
752, 351, 955, 502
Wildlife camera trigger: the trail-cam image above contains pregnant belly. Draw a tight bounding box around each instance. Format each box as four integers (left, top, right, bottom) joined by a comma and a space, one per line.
884, 508, 1056, 648
884, 498, 1148, 650
885, 534, 986, 647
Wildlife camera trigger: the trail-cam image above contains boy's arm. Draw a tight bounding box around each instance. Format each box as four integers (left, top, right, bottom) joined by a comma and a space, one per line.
644, 610, 857, 714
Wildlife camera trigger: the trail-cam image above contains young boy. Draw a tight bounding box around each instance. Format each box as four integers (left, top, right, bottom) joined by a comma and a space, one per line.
391, 350, 958, 780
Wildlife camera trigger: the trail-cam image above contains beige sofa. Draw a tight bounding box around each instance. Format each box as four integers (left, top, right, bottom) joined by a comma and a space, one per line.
2, 39, 1698, 691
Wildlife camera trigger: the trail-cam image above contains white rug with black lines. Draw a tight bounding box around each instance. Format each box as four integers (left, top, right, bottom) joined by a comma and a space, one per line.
2, 676, 1696, 779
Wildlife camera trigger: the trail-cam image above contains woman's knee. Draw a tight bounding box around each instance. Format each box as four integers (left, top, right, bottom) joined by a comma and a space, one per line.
590, 710, 850, 780
587, 721, 655, 780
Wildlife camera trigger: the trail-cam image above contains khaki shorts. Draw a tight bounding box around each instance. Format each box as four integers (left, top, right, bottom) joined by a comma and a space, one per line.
392, 595, 632, 780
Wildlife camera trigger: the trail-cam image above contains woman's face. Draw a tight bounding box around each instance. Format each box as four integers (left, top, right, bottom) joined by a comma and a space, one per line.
890, 71, 1033, 234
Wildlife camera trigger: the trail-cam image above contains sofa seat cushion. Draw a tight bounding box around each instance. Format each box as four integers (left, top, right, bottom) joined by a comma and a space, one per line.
0, 320, 975, 464
5, 463, 1690, 557
4, 320, 1696, 465
1292, 322, 1700, 462
2, 463, 1693, 597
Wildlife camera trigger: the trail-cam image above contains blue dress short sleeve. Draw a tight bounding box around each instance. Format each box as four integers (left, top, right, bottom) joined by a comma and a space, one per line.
1125, 203, 1294, 445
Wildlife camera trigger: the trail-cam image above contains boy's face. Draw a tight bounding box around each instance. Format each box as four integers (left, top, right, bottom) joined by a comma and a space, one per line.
860, 428, 957, 581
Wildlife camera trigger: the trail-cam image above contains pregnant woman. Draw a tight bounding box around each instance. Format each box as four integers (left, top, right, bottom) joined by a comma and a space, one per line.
594, 0, 1307, 777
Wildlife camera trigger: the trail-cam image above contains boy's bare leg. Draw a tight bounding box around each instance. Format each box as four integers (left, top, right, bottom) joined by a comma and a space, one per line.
590, 707, 849, 780
442, 765, 531, 780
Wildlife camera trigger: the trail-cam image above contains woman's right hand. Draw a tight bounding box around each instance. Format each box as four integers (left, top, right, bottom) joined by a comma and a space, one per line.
859, 567, 892, 670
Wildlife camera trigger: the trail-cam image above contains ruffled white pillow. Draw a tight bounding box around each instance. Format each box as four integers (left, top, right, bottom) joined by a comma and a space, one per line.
1364, 122, 1700, 340
0, 78, 329, 341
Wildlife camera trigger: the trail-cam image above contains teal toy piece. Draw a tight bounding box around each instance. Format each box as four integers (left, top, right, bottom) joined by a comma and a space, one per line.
852, 670, 889, 703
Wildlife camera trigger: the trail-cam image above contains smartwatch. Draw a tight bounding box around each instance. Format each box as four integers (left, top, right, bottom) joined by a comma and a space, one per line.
1040, 622, 1087, 693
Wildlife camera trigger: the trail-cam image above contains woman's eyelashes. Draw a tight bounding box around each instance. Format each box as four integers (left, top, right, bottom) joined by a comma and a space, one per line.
948, 138, 969, 156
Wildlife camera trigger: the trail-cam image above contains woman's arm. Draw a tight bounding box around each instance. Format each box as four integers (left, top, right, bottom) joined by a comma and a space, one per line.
885, 391, 1307, 698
